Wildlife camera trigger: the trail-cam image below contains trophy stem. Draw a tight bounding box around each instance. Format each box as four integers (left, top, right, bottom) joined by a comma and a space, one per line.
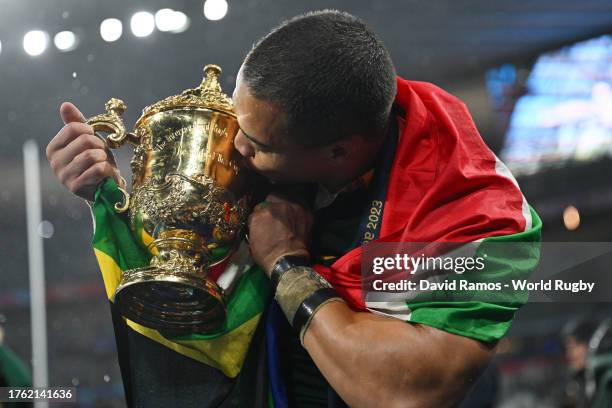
114, 228, 227, 335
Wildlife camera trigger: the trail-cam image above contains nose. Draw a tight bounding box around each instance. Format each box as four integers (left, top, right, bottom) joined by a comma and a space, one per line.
234, 130, 256, 158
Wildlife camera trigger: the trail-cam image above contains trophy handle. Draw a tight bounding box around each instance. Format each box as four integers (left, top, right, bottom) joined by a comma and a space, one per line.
114, 178, 130, 213
86, 98, 138, 148
86, 98, 138, 213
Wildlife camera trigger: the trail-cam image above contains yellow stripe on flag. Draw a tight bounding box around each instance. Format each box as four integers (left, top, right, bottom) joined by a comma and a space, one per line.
93, 248, 122, 300
93, 247, 260, 377
126, 315, 260, 378
140, 229, 158, 256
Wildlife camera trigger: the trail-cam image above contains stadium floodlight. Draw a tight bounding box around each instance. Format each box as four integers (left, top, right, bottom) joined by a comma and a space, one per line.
203, 0, 228, 21
131, 11, 155, 38
100, 18, 123, 42
23, 30, 49, 56
54, 31, 77, 52
155, 9, 190, 33
563, 206, 580, 230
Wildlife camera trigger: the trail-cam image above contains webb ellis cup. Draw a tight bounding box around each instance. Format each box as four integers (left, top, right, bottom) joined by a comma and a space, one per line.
87, 65, 252, 334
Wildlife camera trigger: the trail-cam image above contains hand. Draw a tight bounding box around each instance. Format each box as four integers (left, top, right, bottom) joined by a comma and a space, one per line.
46, 102, 123, 201
247, 192, 313, 275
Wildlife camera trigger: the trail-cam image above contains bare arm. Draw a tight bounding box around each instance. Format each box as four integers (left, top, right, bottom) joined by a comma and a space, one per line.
303, 301, 494, 407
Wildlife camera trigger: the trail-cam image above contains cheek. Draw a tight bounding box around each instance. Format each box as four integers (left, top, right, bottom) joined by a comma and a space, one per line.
249, 153, 310, 181
252, 152, 291, 171
281, 154, 321, 181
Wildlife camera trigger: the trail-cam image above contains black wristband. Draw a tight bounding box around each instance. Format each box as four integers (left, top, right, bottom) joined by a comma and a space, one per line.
270, 255, 311, 291
292, 287, 338, 333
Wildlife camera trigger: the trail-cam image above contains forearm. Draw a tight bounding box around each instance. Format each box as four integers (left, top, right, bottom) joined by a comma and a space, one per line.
302, 301, 494, 408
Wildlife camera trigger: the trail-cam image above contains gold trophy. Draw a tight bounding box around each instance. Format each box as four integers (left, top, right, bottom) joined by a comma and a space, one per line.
87, 65, 251, 334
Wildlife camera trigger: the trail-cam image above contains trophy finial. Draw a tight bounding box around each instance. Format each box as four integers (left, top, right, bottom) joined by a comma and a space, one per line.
201, 64, 223, 93
204, 64, 222, 76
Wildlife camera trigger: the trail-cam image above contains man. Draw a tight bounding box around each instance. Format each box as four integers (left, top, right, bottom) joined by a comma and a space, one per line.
561, 319, 599, 408
47, 10, 540, 407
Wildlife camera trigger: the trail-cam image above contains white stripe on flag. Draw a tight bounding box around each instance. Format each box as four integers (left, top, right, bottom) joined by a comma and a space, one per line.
365, 240, 484, 319
366, 302, 412, 320
216, 240, 253, 293
495, 155, 533, 232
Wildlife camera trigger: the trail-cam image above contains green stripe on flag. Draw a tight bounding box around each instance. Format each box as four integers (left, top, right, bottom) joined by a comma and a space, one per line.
407, 207, 542, 342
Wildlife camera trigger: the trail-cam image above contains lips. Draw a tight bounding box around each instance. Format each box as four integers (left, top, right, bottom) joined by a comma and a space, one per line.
234, 154, 254, 170
235, 155, 284, 182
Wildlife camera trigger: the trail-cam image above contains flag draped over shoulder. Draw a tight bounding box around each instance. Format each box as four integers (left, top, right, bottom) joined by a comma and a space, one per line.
313, 77, 542, 343
91, 178, 270, 378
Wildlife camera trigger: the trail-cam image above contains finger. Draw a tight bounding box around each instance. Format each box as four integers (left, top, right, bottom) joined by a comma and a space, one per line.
60, 102, 86, 125
247, 210, 266, 230
70, 161, 116, 194
266, 192, 306, 209
50, 133, 106, 172
265, 193, 305, 212
57, 149, 107, 187
265, 193, 290, 203
47, 122, 95, 157
247, 209, 260, 226
254, 201, 270, 211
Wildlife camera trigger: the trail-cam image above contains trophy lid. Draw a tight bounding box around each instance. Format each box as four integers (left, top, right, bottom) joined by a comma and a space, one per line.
135, 64, 235, 127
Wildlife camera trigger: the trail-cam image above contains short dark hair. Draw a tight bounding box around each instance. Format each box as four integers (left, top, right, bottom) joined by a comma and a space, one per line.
241, 10, 397, 147
563, 318, 599, 344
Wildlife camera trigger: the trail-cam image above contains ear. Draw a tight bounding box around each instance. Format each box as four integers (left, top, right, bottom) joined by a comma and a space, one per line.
325, 138, 352, 160
331, 145, 346, 159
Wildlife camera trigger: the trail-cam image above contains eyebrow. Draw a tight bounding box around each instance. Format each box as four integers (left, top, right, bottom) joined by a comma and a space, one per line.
241, 128, 273, 149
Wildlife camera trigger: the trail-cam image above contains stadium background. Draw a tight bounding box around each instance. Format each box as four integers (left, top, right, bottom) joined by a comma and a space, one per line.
1, 1, 612, 406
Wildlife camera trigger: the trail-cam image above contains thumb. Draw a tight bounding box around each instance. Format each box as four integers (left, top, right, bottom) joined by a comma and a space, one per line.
60, 102, 86, 125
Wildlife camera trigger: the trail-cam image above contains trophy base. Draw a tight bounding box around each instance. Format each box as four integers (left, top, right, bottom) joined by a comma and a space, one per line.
114, 266, 226, 335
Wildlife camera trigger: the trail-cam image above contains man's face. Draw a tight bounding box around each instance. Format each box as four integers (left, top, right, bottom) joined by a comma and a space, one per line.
232, 72, 327, 184
565, 336, 588, 372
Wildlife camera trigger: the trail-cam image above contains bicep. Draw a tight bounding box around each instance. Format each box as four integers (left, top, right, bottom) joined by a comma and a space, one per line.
377, 319, 496, 407
304, 302, 495, 407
